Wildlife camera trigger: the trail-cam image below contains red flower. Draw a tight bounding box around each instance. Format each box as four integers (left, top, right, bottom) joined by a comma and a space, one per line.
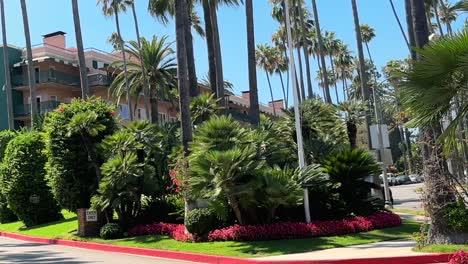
169, 170, 177, 178
56, 108, 65, 113
449, 250, 468, 264
108, 111, 116, 116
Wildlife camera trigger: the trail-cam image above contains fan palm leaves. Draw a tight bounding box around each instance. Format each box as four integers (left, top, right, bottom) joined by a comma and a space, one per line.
109, 36, 177, 124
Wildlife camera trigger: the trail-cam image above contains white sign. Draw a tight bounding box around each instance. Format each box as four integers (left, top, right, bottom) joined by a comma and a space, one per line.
370, 124, 390, 149
85, 210, 98, 222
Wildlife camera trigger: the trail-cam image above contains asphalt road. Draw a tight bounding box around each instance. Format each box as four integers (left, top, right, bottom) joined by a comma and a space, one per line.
390, 182, 424, 210
0, 236, 200, 264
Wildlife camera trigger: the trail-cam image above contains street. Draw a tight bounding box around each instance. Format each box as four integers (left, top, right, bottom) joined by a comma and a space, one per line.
390, 183, 424, 211
0, 236, 199, 264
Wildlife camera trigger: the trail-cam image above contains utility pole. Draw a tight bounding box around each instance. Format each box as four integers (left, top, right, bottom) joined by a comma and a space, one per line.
284, 0, 310, 223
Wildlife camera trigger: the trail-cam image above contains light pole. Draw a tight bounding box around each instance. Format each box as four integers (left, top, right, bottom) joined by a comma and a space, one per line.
284, 0, 311, 223
371, 85, 392, 208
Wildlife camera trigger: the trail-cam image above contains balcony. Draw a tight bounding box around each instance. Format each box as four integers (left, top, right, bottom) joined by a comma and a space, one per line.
14, 100, 62, 118
12, 71, 80, 89
88, 73, 113, 87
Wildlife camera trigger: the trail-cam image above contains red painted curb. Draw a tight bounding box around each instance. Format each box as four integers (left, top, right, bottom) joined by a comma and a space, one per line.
0, 231, 452, 264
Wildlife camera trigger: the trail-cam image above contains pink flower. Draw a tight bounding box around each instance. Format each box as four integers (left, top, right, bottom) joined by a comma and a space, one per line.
108, 111, 116, 116
449, 250, 468, 264
169, 170, 177, 178
56, 108, 65, 113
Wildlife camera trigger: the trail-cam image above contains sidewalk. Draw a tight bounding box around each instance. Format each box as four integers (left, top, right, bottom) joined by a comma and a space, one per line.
255, 239, 430, 261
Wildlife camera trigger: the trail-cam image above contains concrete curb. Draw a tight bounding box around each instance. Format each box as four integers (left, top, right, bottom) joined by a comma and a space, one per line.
0, 231, 452, 264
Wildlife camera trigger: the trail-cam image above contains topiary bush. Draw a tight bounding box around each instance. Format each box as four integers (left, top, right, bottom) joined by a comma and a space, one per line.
0, 192, 17, 224
446, 199, 468, 232
185, 208, 221, 237
43, 97, 117, 212
100, 223, 123, 240
0, 130, 18, 223
0, 130, 17, 160
1, 131, 62, 227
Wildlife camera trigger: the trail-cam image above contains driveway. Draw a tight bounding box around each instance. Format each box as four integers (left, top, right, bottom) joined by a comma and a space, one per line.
0, 236, 200, 264
390, 183, 424, 211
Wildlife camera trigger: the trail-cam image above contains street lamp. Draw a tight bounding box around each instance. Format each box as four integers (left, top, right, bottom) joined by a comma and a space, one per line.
284, 0, 311, 223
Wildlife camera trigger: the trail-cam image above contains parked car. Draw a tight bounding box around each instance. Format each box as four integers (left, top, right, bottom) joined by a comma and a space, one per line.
396, 175, 412, 185
409, 174, 424, 183
380, 173, 398, 186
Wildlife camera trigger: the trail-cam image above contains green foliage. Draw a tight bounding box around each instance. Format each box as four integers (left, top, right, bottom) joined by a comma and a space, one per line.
285, 99, 348, 164
1, 131, 62, 227
322, 148, 383, 216
93, 121, 163, 229
190, 93, 222, 125
185, 208, 220, 237
0, 130, 17, 161
445, 199, 468, 232
0, 193, 17, 224
138, 194, 185, 224
100, 223, 123, 240
43, 97, 117, 211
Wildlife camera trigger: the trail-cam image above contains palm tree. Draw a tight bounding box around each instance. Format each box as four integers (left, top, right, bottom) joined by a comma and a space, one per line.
1, 0, 13, 129
274, 46, 289, 108
338, 100, 367, 149
256, 44, 277, 116
440, 0, 457, 35
310, 0, 331, 103
316, 68, 338, 103
324, 31, 341, 103
406, 0, 418, 60
148, 0, 202, 98
126, 0, 151, 118
109, 36, 177, 125
245, 0, 260, 124
351, 0, 371, 149
334, 41, 354, 101
97, 0, 133, 121
388, 0, 411, 51
20, 0, 37, 126
297, 0, 314, 99
71, 0, 89, 99
174, 0, 193, 155
360, 24, 376, 63
400, 31, 468, 244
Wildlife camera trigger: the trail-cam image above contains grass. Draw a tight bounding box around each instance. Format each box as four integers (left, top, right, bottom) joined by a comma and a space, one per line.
416, 244, 468, 254
0, 212, 421, 258
392, 208, 426, 216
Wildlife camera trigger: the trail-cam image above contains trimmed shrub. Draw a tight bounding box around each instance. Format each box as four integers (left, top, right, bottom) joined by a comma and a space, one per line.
0, 130, 18, 223
43, 97, 117, 211
185, 208, 220, 236
1, 131, 62, 227
0, 193, 17, 223
128, 212, 401, 242
446, 199, 468, 232
100, 223, 123, 240
0, 130, 16, 160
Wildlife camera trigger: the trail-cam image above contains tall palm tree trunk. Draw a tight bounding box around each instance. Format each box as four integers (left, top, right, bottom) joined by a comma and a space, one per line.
150, 88, 159, 124
202, 0, 218, 97
174, 0, 193, 154
20, 0, 37, 126
1, 0, 13, 129
265, 71, 276, 116
130, 2, 151, 121
351, 0, 372, 149
245, 0, 260, 125
389, 0, 411, 51
311, 0, 331, 104
298, 1, 313, 99
406, 0, 418, 60
72, 0, 89, 100
296, 47, 306, 100
328, 55, 340, 103
185, 12, 198, 98
209, 1, 225, 106
438, 1, 453, 36
114, 10, 133, 121
432, 0, 445, 36
278, 71, 288, 107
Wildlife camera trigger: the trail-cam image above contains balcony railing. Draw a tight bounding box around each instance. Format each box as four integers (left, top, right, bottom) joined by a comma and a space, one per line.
14, 100, 62, 117
12, 71, 80, 87
88, 73, 113, 87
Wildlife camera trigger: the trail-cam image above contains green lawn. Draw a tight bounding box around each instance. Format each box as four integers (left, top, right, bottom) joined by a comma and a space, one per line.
416, 244, 468, 254
0, 212, 421, 258
392, 208, 426, 216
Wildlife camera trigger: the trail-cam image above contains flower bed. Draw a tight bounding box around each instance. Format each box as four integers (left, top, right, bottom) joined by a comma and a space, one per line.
128, 212, 401, 242
449, 250, 468, 264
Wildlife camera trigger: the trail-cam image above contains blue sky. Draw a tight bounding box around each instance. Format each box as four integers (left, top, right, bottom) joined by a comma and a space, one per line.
2, 0, 464, 105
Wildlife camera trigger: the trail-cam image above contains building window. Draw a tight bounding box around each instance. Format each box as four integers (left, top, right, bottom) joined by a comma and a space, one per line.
119, 104, 130, 119
34, 67, 40, 83
158, 113, 167, 124
50, 95, 57, 101
92, 60, 98, 69
48, 66, 56, 80
137, 108, 146, 120
169, 117, 177, 123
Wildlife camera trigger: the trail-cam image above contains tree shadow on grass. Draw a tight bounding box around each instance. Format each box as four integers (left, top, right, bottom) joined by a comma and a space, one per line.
18, 216, 77, 232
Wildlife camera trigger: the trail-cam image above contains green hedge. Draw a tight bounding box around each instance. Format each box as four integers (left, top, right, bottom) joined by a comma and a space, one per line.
1, 131, 62, 227
43, 97, 117, 211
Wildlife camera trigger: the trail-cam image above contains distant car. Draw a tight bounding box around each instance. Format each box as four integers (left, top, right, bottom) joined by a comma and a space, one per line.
409, 174, 424, 183
380, 173, 398, 186
396, 175, 412, 185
